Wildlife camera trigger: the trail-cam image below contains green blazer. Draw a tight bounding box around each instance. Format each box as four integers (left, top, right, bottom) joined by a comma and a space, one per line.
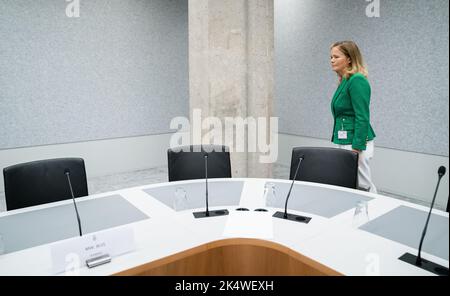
331, 72, 376, 150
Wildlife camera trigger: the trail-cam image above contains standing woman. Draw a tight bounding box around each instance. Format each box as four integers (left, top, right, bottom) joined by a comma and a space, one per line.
330, 41, 377, 193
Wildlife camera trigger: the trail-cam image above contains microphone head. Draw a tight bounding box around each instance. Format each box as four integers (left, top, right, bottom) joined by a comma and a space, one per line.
438, 166, 446, 177
64, 168, 71, 175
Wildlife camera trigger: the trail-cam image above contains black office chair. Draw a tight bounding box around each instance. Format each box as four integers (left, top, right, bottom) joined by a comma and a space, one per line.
3, 158, 88, 211
167, 145, 232, 182
289, 147, 359, 189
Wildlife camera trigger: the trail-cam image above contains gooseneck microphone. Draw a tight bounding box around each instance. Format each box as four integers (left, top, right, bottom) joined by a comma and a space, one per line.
273, 157, 311, 224
65, 169, 83, 236
416, 166, 446, 265
193, 153, 229, 218
399, 166, 448, 276
284, 157, 303, 218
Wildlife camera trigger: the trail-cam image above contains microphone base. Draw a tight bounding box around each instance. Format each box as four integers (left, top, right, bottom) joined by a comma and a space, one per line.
193, 209, 229, 218
273, 211, 311, 224
399, 252, 449, 276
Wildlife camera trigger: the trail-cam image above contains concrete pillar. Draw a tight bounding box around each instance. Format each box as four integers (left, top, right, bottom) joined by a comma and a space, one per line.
246, 0, 274, 177
189, 0, 274, 178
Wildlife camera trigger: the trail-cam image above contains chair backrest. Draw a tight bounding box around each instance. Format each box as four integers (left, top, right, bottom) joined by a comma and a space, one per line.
3, 158, 88, 211
167, 145, 232, 182
290, 147, 359, 189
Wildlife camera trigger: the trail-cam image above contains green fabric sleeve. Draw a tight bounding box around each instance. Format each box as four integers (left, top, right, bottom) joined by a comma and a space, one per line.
348, 75, 371, 150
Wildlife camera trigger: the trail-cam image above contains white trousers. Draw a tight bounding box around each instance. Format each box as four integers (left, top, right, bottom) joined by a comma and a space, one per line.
336, 141, 377, 193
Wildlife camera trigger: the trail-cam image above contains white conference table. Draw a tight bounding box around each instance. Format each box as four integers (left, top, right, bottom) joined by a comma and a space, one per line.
0, 178, 448, 276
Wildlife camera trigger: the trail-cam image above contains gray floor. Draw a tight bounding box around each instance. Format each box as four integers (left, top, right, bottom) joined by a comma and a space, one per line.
0, 164, 442, 212
0, 167, 168, 212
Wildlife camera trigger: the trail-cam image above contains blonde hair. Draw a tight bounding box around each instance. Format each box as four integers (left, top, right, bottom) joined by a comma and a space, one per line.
331, 41, 368, 79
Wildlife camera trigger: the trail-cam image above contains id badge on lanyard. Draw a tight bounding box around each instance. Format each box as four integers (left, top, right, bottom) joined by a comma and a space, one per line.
338, 122, 347, 139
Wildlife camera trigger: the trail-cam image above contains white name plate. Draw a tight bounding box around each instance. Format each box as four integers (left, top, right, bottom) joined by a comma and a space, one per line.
51, 226, 135, 275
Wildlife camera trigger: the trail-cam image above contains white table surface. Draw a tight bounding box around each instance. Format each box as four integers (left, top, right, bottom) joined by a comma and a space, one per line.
0, 178, 447, 276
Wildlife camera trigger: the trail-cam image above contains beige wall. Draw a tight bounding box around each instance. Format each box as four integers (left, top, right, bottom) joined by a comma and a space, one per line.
189, 0, 274, 177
